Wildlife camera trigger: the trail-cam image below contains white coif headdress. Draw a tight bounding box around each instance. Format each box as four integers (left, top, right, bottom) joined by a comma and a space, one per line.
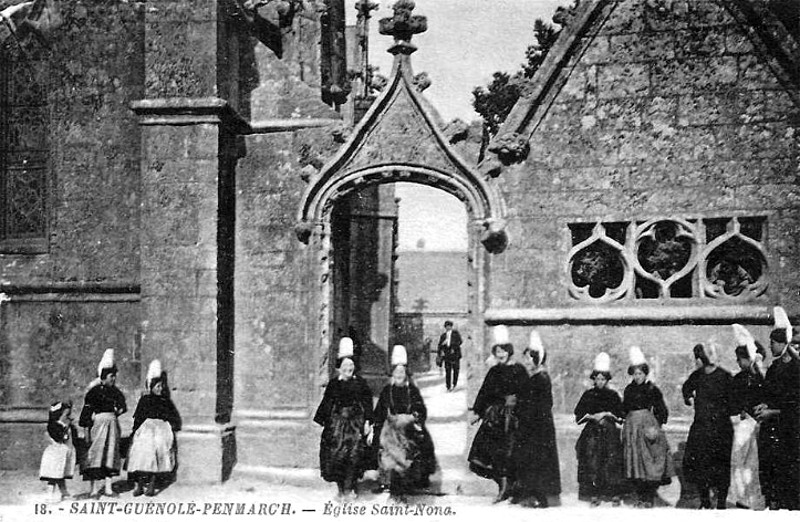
391, 345, 407, 367
493, 325, 509, 346
146, 359, 163, 389
594, 352, 611, 373
529, 330, 545, 364
338, 337, 354, 359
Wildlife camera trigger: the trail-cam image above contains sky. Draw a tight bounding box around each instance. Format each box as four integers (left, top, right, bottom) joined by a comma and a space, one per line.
352, 0, 565, 122
347, 1, 566, 251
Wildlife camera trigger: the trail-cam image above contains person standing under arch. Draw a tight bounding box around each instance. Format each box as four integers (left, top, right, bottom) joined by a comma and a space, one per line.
437, 321, 462, 392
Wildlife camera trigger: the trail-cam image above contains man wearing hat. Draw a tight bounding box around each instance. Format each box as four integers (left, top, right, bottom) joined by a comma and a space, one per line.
437, 321, 463, 392
754, 307, 800, 510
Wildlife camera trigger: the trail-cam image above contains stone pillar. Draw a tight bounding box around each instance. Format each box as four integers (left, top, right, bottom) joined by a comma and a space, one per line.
132, 0, 242, 483
347, 184, 397, 384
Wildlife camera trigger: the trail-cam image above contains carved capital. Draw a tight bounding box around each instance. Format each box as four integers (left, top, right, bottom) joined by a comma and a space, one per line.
299, 164, 318, 183
478, 156, 504, 178
489, 132, 530, 164
481, 219, 509, 254
294, 220, 315, 244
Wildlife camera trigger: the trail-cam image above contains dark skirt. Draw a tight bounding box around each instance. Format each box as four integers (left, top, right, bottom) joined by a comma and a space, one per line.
576, 419, 624, 499
682, 417, 733, 489
468, 404, 517, 481
379, 413, 437, 492
319, 407, 366, 483
513, 414, 562, 498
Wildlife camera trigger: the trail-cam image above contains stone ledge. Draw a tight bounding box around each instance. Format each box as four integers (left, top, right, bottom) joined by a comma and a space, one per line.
131, 97, 249, 133
485, 305, 775, 325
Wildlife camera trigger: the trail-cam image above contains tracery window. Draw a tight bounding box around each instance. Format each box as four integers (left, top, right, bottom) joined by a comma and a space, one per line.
0, 37, 49, 253
568, 217, 768, 302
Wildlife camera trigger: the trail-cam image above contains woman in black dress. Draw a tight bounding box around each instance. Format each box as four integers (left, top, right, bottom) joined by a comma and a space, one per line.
373, 345, 437, 501
313, 337, 374, 500
682, 343, 733, 509
79, 349, 127, 498
574, 352, 624, 506
468, 325, 528, 502
621, 346, 674, 508
512, 331, 561, 508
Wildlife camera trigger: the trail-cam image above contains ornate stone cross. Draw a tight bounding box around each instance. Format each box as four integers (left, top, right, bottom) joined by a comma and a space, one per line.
378, 0, 427, 55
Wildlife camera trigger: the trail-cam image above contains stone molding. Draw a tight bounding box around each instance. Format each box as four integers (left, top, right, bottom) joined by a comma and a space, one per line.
0, 281, 140, 302
0, 407, 47, 423
131, 97, 343, 136
485, 305, 779, 325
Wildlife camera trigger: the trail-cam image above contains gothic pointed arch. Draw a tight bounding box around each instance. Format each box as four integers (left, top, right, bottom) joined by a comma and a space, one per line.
296, 4, 508, 254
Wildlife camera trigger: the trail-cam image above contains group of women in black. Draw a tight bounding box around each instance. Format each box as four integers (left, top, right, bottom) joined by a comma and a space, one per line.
314, 316, 799, 510
313, 340, 436, 501
681, 321, 800, 511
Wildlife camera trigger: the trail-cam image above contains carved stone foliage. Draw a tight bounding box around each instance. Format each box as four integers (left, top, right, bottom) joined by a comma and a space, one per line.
340, 86, 456, 176
488, 132, 530, 165
568, 217, 768, 302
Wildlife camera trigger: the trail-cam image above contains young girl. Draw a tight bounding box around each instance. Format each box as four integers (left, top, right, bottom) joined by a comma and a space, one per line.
468, 325, 528, 503
682, 342, 733, 509
729, 324, 765, 510
127, 360, 181, 497
621, 346, 674, 508
373, 345, 437, 501
79, 349, 127, 498
574, 352, 624, 506
39, 400, 76, 502
313, 337, 374, 500
512, 331, 561, 508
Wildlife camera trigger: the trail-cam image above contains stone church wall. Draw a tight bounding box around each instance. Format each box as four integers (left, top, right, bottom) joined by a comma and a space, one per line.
0, 2, 144, 469
490, 0, 799, 422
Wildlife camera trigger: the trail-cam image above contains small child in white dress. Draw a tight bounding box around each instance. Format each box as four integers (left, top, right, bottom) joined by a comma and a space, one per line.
39, 400, 76, 502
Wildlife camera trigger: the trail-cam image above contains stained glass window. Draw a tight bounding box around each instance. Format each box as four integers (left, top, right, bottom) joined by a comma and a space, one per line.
0, 38, 48, 252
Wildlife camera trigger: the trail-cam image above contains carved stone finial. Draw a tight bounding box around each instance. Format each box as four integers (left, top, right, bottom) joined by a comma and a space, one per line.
413, 72, 431, 92
489, 133, 530, 164
379, 0, 427, 55
552, 5, 577, 27
355, 0, 379, 16
481, 219, 509, 254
